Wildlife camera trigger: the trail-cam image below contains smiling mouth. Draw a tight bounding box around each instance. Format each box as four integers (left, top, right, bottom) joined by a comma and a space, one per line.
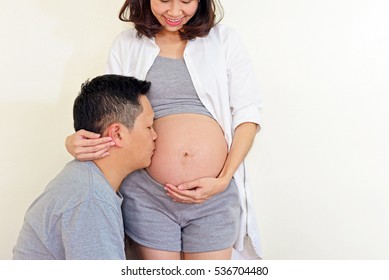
162, 16, 184, 26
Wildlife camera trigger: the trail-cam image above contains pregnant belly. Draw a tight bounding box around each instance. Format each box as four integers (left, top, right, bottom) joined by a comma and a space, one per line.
146, 114, 228, 186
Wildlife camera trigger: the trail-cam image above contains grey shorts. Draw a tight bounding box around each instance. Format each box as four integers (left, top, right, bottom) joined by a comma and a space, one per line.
120, 169, 241, 253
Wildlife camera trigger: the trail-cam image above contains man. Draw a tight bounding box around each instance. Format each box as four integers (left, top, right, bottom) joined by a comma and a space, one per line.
13, 74, 157, 259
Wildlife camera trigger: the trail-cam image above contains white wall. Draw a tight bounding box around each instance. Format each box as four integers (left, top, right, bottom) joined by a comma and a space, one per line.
1, 0, 388, 260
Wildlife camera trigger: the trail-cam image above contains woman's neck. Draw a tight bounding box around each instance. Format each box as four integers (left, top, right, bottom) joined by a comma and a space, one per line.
155, 31, 187, 59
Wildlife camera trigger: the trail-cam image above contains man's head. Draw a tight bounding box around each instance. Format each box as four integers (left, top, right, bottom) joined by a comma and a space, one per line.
73, 74, 150, 134
73, 74, 157, 171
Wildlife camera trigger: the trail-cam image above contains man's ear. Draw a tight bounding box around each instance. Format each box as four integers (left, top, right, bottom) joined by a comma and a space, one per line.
106, 123, 125, 148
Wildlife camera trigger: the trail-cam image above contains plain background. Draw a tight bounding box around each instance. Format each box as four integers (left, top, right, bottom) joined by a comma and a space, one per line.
1, 0, 388, 260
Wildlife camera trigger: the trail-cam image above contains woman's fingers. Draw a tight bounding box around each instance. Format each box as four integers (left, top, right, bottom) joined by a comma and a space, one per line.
66, 129, 115, 161
164, 184, 206, 204
75, 137, 115, 149
74, 141, 115, 158
75, 129, 101, 139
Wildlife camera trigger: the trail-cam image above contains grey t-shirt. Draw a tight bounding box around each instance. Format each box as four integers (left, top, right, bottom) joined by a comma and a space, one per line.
13, 160, 125, 260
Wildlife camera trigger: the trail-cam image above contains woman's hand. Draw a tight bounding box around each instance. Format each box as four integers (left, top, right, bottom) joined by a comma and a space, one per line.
164, 177, 229, 204
65, 129, 115, 161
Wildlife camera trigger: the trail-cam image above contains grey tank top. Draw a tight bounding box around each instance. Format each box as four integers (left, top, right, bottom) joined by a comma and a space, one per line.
145, 56, 212, 119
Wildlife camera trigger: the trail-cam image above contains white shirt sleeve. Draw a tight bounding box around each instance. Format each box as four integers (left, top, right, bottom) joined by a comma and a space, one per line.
224, 27, 263, 131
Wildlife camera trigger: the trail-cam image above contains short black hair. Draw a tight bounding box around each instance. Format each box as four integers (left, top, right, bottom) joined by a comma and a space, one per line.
73, 74, 151, 134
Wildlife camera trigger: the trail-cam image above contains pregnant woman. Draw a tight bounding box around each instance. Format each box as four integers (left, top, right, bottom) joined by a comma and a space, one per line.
66, 0, 262, 260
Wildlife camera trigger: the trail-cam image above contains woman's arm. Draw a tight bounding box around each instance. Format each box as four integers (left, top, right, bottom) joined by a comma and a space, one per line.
165, 27, 262, 203
164, 122, 258, 204
65, 129, 115, 161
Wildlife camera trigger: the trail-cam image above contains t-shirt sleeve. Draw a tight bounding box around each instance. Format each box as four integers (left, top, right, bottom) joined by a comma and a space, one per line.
59, 199, 125, 260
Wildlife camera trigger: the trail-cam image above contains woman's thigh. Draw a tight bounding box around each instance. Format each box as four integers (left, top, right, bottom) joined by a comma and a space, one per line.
183, 248, 232, 260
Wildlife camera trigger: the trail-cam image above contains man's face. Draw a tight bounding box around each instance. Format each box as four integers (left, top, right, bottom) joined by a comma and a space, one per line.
124, 95, 157, 170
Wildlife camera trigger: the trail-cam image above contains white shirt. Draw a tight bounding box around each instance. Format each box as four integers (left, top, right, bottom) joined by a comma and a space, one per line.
106, 24, 263, 259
